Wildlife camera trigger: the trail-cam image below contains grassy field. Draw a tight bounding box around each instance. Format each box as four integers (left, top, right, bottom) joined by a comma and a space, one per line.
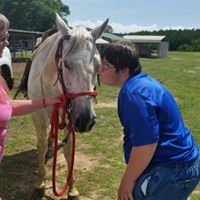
0, 51, 200, 200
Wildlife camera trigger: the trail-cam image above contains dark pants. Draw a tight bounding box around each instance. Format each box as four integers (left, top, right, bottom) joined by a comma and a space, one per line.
133, 154, 200, 200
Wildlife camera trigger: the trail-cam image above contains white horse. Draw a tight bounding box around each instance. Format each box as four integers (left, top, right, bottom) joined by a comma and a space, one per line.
27, 13, 108, 199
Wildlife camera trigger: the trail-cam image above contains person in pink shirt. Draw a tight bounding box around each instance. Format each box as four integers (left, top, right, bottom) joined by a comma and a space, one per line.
0, 13, 61, 200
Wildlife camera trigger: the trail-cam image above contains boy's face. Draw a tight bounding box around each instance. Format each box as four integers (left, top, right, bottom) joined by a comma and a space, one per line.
99, 57, 120, 86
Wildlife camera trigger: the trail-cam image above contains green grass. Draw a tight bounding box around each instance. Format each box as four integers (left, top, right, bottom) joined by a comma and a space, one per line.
0, 51, 200, 199
12, 50, 32, 59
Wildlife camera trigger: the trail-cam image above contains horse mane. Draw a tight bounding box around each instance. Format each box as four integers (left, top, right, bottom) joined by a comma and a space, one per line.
63, 27, 93, 57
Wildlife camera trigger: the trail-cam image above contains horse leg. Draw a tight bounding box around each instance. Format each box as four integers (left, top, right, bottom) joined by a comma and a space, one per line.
31, 112, 49, 199
63, 130, 80, 200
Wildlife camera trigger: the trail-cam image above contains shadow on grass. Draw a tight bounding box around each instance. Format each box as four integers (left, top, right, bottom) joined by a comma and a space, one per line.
0, 149, 70, 200
0, 149, 38, 200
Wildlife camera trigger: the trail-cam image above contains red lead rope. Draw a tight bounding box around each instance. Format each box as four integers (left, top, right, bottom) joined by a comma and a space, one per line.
50, 91, 97, 197
50, 95, 75, 197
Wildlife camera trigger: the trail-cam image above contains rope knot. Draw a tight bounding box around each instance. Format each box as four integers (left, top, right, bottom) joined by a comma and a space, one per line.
59, 122, 66, 129
57, 95, 67, 108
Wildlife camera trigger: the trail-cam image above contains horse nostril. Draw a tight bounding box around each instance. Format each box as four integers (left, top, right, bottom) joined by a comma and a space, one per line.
75, 114, 96, 132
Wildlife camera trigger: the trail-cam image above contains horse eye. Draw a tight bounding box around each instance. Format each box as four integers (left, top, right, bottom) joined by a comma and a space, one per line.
64, 60, 71, 69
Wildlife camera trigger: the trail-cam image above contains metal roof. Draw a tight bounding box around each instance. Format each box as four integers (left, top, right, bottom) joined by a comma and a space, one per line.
96, 38, 109, 44
102, 32, 129, 42
123, 35, 166, 43
9, 29, 43, 36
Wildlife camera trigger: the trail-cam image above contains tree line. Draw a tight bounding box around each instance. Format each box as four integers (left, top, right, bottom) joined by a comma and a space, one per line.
118, 29, 200, 52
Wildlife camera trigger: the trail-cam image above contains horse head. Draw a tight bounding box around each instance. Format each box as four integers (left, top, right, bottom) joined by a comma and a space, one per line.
55, 14, 108, 132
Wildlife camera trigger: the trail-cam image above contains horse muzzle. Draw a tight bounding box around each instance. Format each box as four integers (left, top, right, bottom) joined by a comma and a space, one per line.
73, 110, 96, 132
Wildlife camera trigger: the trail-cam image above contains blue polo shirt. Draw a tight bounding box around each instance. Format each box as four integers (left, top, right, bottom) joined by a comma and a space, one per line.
118, 72, 199, 165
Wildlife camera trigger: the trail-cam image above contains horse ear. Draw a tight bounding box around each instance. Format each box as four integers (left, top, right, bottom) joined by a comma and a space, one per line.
91, 18, 109, 41
55, 13, 72, 36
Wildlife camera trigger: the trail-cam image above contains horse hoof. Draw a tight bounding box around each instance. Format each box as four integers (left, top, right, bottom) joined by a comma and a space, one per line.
32, 187, 45, 199
68, 195, 80, 200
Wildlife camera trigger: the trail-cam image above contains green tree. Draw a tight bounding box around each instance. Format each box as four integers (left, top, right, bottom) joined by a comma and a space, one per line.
0, 0, 70, 31
192, 39, 200, 51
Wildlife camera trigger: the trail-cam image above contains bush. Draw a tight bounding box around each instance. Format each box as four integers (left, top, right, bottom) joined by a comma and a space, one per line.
177, 44, 193, 51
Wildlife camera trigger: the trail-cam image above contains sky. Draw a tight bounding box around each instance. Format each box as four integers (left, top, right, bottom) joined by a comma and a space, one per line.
62, 0, 200, 33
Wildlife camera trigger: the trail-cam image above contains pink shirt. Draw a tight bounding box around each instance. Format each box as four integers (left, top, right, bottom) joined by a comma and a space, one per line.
0, 85, 12, 161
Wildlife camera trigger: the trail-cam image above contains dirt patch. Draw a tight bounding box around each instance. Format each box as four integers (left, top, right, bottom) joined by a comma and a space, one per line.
44, 147, 100, 200
12, 62, 26, 74
95, 102, 117, 108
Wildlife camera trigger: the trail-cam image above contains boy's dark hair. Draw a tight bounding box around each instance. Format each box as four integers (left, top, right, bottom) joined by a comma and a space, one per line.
102, 42, 142, 75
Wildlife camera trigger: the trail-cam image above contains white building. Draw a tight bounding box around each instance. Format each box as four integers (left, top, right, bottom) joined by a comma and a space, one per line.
123, 35, 169, 58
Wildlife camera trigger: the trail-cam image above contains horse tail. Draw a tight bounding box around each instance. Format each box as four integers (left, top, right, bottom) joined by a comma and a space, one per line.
13, 58, 32, 99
